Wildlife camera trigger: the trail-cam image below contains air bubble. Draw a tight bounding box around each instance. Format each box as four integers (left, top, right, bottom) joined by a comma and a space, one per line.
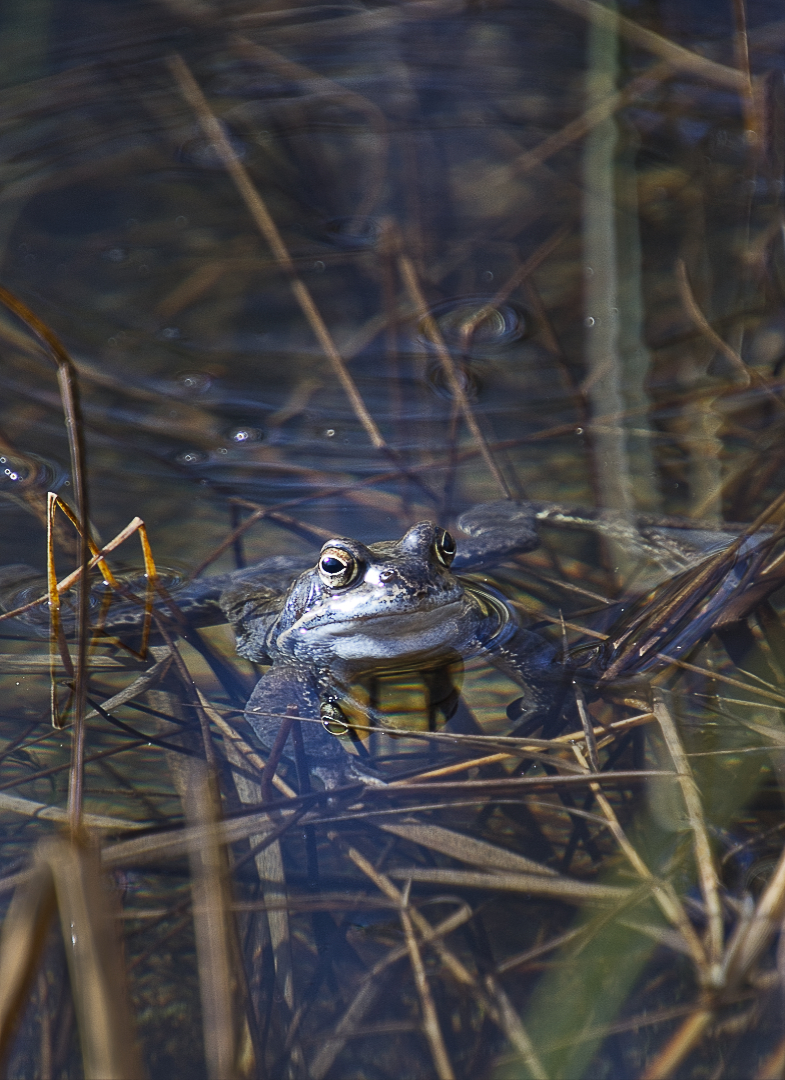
0, 452, 64, 493
175, 450, 210, 465
176, 370, 212, 394
229, 427, 263, 444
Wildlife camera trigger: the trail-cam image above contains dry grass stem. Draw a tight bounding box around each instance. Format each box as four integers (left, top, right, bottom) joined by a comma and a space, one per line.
570, 743, 709, 974
637, 1008, 713, 1080
399, 903, 456, 1080
374, 819, 557, 876
42, 838, 144, 1078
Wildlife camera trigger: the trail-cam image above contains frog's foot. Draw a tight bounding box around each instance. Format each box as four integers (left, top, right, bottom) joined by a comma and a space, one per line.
453, 501, 540, 571
244, 661, 387, 791
488, 625, 568, 738
311, 753, 387, 791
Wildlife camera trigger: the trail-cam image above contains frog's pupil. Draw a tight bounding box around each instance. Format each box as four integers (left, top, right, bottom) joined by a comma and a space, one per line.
442, 532, 455, 554
322, 556, 346, 575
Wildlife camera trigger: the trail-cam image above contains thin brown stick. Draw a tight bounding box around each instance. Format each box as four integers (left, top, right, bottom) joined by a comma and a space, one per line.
196, 689, 296, 798
574, 685, 600, 773
42, 839, 145, 1079
731, 0, 758, 148
484, 974, 549, 1080
513, 62, 670, 179
181, 765, 240, 1080
458, 224, 571, 345
638, 1007, 713, 1080
166, 53, 388, 453
548, 0, 749, 91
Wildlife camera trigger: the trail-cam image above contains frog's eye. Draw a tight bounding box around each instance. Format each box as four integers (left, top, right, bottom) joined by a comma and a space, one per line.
433, 528, 456, 567
318, 546, 360, 588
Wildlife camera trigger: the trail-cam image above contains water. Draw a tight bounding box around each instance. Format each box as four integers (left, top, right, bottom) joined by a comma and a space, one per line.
1, 1, 785, 1077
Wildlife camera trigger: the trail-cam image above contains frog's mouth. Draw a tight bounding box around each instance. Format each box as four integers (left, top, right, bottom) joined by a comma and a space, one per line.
303, 599, 468, 639
282, 599, 475, 663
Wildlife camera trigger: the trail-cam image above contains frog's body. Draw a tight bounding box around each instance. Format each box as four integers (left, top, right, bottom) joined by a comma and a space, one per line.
1, 499, 782, 790
215, 505, 563, 788
218, 514, 563, 787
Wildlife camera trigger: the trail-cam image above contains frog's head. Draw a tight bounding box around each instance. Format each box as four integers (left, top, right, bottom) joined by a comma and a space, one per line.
274, 521, 480, 667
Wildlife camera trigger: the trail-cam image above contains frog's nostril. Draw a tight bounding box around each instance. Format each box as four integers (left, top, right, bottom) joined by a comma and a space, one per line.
379, 569, 397, 583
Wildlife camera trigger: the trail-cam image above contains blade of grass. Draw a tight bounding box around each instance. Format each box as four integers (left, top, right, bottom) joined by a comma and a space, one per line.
652, 692, 723, 983
181, 762, 240, 1080
0, 862, 56, 1067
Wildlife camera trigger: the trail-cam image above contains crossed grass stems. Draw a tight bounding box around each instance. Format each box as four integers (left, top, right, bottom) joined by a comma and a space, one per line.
0, 16, 784, 1078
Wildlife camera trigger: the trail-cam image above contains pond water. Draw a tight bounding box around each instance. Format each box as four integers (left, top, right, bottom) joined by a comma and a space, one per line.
1, 1, 785, 1077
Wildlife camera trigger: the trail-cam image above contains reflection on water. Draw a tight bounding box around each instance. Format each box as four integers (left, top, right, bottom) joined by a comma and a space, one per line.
1, 0, 785, 1076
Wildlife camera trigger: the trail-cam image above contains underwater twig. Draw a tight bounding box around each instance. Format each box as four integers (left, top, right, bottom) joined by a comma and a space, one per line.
396, 248, 511, 498
675, 259, 751, 386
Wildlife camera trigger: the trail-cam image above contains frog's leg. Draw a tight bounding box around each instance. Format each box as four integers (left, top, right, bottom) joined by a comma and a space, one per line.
485, 626, 568, 737
453, 501, 540, 571
244, 662, 384, 790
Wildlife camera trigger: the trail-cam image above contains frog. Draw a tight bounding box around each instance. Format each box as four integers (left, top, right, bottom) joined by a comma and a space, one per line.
216, 506, 564, 788
1, 498, 782, 790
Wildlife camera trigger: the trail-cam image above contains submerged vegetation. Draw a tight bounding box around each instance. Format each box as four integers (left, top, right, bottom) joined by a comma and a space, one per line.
1, 0, 785, 1076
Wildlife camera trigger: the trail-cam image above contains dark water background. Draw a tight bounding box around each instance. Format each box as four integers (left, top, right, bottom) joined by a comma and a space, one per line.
2, 1, 785, 1077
